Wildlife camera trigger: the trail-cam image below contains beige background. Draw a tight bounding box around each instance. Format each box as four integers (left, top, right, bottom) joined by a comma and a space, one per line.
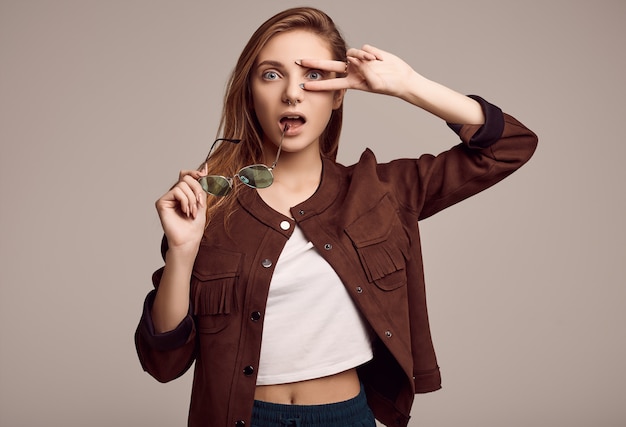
1, 0, 625, 426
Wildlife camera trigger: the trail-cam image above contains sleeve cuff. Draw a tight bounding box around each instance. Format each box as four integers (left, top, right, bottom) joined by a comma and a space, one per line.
447, 95, 505, 149
138, 289, 194, 352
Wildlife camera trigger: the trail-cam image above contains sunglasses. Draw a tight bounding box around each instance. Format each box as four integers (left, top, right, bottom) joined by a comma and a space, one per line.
198, 125, 287, 196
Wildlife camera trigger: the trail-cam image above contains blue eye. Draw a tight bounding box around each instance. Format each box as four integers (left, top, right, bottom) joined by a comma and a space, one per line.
262, 71, 279, 80
306, 70, 324, 80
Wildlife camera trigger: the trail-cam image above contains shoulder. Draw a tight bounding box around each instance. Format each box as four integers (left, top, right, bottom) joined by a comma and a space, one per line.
331, 148, 419, 185
331, 148, 393, 176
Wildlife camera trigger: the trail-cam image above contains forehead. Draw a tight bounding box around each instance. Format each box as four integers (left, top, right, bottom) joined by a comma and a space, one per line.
256, 29, 334, 63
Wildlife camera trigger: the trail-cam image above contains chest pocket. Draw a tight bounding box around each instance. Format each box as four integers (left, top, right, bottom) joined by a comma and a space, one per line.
345, 195, 410, 290
191, 246, 242, 332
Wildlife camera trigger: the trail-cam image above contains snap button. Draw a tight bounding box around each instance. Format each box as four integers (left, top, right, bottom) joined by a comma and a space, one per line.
356, 286, 363, 294
235, 421, 245, 427
385, 330, 393, 338
243, 365, 254, 376
261, 259, 272, 268
298, 210, 305, 215
280, 220, 290, 230
324, 243, 332, 250
250, 311, 262, 321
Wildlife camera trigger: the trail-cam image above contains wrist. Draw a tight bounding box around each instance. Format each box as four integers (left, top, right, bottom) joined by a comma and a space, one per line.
401, 74, 485, 124
165, 242, 201, 266
398, 71, 430, 105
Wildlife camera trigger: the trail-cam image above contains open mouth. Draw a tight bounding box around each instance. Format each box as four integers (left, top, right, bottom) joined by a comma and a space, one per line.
280, 115, 306, 129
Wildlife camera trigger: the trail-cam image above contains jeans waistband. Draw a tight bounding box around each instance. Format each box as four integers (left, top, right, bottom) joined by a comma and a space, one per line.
251, 384, 374, 427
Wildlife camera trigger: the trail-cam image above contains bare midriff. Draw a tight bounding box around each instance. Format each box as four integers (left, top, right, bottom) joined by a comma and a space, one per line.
254, 368, 361, 405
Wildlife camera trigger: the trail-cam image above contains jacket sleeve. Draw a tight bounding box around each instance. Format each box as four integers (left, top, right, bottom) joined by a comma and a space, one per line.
388, 95, 538, 220
134, 265, 197, 383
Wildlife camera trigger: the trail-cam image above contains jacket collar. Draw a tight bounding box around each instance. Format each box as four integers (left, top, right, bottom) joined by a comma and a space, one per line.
237, 156, 341, 231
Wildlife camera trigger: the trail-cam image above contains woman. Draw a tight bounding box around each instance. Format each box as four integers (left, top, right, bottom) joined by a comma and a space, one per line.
135, 7, 537, 427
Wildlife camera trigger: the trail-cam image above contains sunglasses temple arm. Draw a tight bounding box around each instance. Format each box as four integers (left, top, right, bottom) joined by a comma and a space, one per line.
270, 124, 289, 170
204, 139, 220, 164
205, 138, 242, 163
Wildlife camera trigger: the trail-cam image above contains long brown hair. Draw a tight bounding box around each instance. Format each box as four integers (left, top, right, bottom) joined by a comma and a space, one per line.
203, 7, 348, 225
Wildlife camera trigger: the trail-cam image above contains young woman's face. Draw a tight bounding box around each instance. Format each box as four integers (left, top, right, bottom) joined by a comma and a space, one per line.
250, 29, 343, 154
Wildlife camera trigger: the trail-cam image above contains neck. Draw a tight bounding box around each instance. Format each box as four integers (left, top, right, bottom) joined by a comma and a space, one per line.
264, 140, 322, 191
257, 142, 323, 216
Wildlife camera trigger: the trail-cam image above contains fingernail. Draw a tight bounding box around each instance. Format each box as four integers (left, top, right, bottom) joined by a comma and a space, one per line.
295, 59, 302, 66
299, 83, 305, 89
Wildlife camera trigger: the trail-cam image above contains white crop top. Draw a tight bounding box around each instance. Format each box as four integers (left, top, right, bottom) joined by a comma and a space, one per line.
256, 225, 374, 385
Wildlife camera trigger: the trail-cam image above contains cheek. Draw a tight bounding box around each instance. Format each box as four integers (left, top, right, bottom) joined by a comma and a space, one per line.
312, 95, 336, 124
251, 84, 280, 117
250, 81, 263, 107
251, 94, 272, 124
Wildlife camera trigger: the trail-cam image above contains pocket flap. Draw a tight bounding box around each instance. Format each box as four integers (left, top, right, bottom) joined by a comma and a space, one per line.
345, 195, 409, 286
192, 247, 242, 281
345, 196, 396, 248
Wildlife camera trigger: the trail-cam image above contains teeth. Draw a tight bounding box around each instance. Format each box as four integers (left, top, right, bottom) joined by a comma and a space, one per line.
280, 115, 305, 124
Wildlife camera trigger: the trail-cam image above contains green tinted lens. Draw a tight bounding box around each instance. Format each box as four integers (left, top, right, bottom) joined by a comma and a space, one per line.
238, 165, 273, 188
198, 176, 232, 196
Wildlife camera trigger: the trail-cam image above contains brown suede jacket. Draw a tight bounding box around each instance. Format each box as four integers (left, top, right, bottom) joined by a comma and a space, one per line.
135, 96, 538, 427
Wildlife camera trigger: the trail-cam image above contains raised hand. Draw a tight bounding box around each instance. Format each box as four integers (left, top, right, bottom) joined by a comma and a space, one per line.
300, 44, 484, 125
299, 44, 418, 99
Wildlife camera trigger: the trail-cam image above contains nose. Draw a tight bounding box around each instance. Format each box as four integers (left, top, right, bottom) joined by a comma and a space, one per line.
282, 75, 302, 106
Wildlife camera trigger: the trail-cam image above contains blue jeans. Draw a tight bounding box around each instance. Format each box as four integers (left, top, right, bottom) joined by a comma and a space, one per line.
251, 384, 376, 427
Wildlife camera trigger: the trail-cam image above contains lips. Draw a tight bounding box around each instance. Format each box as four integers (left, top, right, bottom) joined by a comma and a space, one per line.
279, 113, 306, 131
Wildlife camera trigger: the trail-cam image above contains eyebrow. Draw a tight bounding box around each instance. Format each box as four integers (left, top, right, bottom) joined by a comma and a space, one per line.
256, 60, 285, 69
